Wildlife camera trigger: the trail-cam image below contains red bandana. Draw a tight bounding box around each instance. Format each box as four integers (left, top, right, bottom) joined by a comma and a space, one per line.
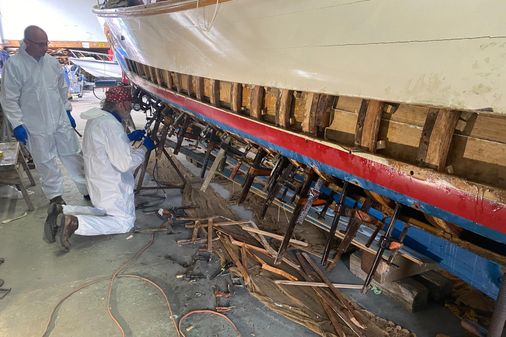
105, 86, 132, 103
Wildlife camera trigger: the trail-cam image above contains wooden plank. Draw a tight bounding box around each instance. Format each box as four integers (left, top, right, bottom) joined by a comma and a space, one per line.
250, 85, 265, 120
154, 67, 162, 86
303, 93, 335, 136
359, 100, 383, 152
240, 226, 309, 247
354, 99, 369, 147
336, 96, 363, 113
423, 109, 461, 171
182, 74, 192, 95
210, 79, 220, 106
194, 76, 204, 100
302, 92, 318, 134
162, 69, 173, 89
173, 72, 182, 93
148, 66, 156, 83
231, 82, 243, 113
276, 89, 293, 128
417, 108, 439, 165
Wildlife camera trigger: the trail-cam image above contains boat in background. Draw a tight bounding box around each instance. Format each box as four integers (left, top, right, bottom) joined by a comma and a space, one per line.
93, 0, 506, 299
68, 49, 122, 80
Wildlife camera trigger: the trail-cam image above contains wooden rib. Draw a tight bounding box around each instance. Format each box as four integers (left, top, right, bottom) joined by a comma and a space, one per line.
425, 214, 462, 236
194, 77, 204, 100
162, 69, 172, 89
354, 99, 369, 146
154, 68, 162, 86
276, 89, 293, 128
422, 109, 461, 171
417, 108, 439, 165
210, 79, 220, 106
173, 72, 182, 92
184, 74, 192, 96
148, 66, 156, 83
250, 85, 265, 120
303, 93, 334, 136
358, 99, 383, 152
231, 83, 243, 113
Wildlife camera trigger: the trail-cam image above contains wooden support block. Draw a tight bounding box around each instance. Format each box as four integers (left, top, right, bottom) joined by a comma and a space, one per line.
184, 75, 192, 96
231, 83, 243, 113
154, 67, 162, 86
174, 73, 182, 93
414, 270, 453, 303
302, 93, 334, 136
276, 89, 293, 128
350, 252, 428, 312
210, 79, 220, 106
195, 77, 204, 100
418, 109, 460, 171
250, 85, 265, 120
355, 99, 383, 152
360, 250, 434, 283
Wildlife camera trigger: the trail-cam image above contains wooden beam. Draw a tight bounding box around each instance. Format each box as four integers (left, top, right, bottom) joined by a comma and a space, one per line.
162, 70, 172, 89
420, 109, 460, 171
154, 68, 162, 86
231, 83, 243, 113
356, 99, 383, 152
276, 89, 293, 128
303, 93, 334, 136
184, 75, 192, 96
210, 79, 220, 106
173, 72, 182, 92
417, 108, 439, 165
250, 85, 265, 120
195, 77, 204, 100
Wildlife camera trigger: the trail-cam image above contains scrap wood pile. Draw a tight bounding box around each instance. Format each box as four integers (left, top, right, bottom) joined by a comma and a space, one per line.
149, 157, 415, 337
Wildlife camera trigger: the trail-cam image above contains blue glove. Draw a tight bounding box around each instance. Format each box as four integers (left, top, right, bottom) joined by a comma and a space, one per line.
127, 129, 145, 142
143, 136, 156, 151
66, 110, 76, 128
13, 125, 28, 145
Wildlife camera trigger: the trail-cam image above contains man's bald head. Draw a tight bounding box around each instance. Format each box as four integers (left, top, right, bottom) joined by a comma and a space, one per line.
23, 25, 49, 60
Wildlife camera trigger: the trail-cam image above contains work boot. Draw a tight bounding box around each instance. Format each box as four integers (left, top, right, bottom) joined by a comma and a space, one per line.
43, 203, 62, 243
56, 214, 78, 251
49, 196, 66, 205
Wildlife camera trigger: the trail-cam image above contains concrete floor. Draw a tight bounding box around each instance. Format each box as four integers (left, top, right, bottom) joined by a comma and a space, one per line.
0, 91, 467, 336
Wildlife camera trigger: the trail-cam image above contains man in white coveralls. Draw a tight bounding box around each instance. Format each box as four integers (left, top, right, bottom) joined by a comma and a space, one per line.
0, 25, 88, 205
45, 85, 155, 251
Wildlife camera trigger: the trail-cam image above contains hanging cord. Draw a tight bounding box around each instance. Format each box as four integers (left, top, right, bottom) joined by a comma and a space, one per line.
195, 0, 221, 32
178, 309, 241, 337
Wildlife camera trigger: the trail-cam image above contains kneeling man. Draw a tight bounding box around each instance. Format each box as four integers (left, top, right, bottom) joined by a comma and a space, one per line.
45, 86, 155, 250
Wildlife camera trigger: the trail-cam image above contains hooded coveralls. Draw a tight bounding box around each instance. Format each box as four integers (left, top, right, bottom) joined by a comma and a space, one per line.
62, 107, 146, 235
0, 43, 87, 199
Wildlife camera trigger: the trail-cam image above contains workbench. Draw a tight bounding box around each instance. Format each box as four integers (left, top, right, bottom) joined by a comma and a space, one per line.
0, 142, 35, 211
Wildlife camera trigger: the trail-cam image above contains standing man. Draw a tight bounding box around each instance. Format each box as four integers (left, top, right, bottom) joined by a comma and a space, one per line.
0, 25, 88, 205
45, 86, 155, 251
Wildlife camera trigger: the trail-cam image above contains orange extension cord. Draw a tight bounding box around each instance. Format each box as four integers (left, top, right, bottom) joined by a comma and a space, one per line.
41, 232, 240, 337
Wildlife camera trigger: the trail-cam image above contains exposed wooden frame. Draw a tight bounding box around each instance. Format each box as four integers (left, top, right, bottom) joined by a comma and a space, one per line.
210, 79, 220, 106
276, 89, 293, 128
231, 83, 243, 113
419, 109, 460, 171
355, 99, 383, 152
250, 85, 265, 120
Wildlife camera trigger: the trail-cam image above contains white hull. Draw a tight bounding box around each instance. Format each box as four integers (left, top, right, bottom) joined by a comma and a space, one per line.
97, 0, 506, 114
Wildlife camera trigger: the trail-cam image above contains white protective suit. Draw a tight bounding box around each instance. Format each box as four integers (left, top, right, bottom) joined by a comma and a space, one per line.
0, 42, 88, 199
62, 107, 146, 235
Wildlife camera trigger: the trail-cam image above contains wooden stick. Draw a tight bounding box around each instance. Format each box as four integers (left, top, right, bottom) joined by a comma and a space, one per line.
241, 226, 309, 247
207, 217, 213, 252
246, 249, 298, 281
274, 280, 363, 289
185, 220, 252, 228
229, 238, 301, 272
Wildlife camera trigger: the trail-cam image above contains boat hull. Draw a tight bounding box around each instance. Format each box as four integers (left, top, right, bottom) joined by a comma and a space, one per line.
99, 0, 506, 114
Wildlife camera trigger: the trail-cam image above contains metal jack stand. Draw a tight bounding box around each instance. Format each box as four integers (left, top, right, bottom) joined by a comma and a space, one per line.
135, 107, 186, 192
